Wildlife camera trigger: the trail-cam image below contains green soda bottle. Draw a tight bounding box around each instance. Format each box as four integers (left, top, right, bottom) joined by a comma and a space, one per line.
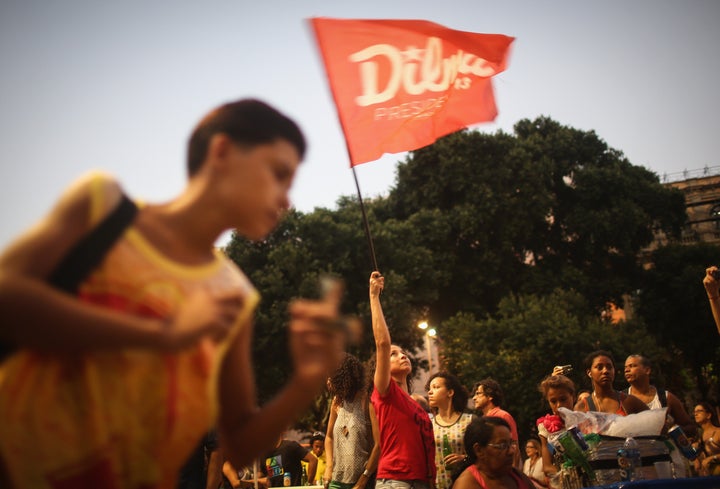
442, 434, 452, 467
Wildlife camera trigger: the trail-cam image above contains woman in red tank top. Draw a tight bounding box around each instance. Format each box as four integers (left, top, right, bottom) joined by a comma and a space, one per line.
454, 417, 534, 489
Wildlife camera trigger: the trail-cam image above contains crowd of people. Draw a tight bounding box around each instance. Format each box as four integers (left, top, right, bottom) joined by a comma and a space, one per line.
226, 274, 718, 489
0, 97, 718, 489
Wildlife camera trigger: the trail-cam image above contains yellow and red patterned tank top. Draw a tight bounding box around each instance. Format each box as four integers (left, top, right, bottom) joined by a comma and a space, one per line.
0, 172, 259, 489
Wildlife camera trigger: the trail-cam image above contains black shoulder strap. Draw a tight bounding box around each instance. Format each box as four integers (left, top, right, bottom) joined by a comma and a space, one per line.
48, 193, 138, 293
0, 194, 137, 362
585, 394, 597, 411
627, 387, 667, 407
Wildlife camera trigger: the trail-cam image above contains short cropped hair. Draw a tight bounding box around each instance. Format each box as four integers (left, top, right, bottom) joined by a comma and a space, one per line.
627, 354, 652, 370
464, 416, 510, 463
187, 99, 306, 176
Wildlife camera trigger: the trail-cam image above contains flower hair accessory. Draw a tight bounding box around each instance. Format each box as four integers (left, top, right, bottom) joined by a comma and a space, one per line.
537, 414, 564, 433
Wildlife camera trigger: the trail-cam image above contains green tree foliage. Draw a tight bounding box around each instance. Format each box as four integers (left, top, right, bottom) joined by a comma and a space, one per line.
224, 116, 692, 432
440, 290, 667, 441
389, 118, 686, 319
224, 204, 442, 430
635, 243, 720, 401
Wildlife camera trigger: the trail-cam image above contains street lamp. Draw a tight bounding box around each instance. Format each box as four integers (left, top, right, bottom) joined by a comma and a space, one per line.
417, 321, 436, 372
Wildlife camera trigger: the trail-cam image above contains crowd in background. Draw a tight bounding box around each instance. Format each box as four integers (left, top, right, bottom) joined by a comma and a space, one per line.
216, 273, 720, 489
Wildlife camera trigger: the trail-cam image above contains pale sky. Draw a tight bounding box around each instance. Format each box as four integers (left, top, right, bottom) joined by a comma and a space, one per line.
1, 1, 718, 248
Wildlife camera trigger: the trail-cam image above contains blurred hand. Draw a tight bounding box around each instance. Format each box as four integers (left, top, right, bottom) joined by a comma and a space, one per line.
288, 278, 346, 389
164, 289, 243, 349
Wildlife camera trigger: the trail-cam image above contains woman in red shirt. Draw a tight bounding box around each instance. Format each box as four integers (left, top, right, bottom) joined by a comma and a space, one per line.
369, 272, 436, 489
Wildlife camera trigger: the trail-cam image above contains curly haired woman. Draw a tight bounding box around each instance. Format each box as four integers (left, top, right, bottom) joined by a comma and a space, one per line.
325, 353, 380, 489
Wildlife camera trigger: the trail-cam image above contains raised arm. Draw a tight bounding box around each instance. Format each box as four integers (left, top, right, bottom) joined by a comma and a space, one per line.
369, 272, 391, 395
703, 267, 720, 335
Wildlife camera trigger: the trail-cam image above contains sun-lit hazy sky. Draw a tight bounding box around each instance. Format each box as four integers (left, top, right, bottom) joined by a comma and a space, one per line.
1, 1, 718, 248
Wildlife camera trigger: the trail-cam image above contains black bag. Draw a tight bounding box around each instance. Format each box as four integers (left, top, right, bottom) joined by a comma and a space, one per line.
0, 193, 138, 361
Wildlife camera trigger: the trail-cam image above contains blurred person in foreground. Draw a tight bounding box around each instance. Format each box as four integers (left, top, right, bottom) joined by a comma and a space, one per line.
0, 99, 346, 488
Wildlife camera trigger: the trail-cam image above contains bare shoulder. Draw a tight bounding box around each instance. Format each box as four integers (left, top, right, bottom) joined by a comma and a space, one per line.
453, 467, 479, 489
0, 171, 123, 279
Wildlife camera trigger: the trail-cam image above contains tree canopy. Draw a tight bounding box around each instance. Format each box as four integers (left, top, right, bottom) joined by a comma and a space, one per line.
224, 116, 713, 435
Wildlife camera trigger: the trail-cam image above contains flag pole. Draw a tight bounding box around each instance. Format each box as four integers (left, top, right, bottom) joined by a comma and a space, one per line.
351, 165, 379, 272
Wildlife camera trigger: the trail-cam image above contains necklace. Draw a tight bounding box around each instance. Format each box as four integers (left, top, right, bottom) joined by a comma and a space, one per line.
592, 390, 619, 412
434, 411, 462, 428
528, 456, 540, 475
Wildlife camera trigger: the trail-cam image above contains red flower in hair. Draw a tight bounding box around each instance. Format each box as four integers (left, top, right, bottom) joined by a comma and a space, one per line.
537, 414, 564, 433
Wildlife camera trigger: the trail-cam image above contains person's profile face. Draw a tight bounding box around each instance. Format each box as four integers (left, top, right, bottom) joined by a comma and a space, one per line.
226, 138, 300, 241
428, 377, 452, 408
483, 425, 515, 472
694, 405, 710, 423
473, 385, 489, 410
623, 357, 648, 382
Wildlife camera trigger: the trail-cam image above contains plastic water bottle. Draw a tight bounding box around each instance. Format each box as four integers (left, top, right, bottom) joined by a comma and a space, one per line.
618, 437, 642, 481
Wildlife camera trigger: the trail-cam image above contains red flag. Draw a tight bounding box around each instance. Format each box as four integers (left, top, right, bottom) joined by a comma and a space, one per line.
310, 18, 514, 166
